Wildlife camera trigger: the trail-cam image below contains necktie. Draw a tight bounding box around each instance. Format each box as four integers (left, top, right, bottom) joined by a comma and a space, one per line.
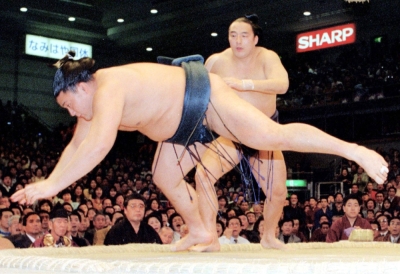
234, 239, 238, 244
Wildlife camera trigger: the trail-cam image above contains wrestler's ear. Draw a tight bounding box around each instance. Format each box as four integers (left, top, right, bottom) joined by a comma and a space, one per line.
76, 82, 89, 95
254, 35, 259, 46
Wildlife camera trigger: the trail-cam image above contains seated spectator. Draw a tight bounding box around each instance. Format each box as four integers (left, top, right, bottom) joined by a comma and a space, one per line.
370, 221, 381, 240
60, 189, 79, 210
8, 215, 21, 236
246, 211, 256, 231
145, 212, 162, 233
0, 173, 13, 197
37, 199, 53, 213
32, 209, 78, 247
292, 218, 307, 242
0, 208, 13, 237
91, 185, 105, 212
311, 222, 330, 242
239, 200, 250, 214
361, 199, 377, 217
375, 191, 385, 211
376, 214, 389, 237
375, 216, 400, 243
352, 166, 369, 191
6, 212, 41, 248
348, 184, 363, 199
326, 194, 372, 242
216, 219, 225, 238
147, 198, 160, 212
158, 226, 174, 244
277, 218, 301, 244
69, 210, 89, 247
314, 197, 333, 229
169, 213, 184, 244
104, 193, 162, 245
218, 217, 250, 244
102, 199, 113, 213
301, 216, 315, 242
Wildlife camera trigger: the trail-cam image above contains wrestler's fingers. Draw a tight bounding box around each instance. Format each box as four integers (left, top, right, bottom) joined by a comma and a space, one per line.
10, 189, 26, 203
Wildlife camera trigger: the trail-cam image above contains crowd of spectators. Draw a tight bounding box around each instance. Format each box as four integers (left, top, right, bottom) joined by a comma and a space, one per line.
279, 46, 400, 108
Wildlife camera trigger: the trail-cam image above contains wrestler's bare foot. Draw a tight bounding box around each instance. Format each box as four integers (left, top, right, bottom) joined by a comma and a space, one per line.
189, 235, 220, 252
261, 237, 292, 250
353, 145, 388, 184
171, 231, 213, 252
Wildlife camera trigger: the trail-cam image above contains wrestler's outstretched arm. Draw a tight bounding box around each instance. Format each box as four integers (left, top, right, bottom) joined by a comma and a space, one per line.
11, 81, 124, 205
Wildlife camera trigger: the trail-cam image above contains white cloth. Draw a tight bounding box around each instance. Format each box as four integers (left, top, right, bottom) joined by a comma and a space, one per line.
218, 235, 250, 244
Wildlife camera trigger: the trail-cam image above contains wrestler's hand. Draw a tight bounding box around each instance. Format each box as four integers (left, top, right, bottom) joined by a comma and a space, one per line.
222, 77, 245, 91
11, 180, 59, 205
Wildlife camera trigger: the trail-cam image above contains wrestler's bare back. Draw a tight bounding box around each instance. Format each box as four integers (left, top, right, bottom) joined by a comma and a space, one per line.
207, 47, 286, 117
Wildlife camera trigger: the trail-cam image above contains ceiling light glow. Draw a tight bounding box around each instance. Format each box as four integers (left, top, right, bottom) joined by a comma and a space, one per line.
68, 17, 76, 22
211, 32, 218, 37
150, 9, 158, 14
303, 11, 311, 16
146, 47, 153, 52
20, 7, 28, 12
117, 18, 124, 23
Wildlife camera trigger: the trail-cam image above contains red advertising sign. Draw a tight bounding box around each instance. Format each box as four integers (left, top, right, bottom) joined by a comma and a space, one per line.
296, 23, 356, 53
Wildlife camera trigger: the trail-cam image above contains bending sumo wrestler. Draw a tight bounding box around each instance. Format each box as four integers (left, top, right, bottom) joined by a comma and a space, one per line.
12, 52, 388, 252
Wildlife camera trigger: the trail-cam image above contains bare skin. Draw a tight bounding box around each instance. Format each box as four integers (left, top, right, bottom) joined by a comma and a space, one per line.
11, 60, 387, 252
192, 20, 289, 251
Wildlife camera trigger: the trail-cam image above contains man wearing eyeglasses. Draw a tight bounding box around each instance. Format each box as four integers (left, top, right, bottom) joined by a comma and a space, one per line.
375, 215, 390, 238
104, 193, 162, 245
375, 217, 400, 243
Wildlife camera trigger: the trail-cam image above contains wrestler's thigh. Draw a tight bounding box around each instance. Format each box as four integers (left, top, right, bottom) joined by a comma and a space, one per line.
252, 150, 287, 196
197, 137, 240, 181
207, 80, 282, 150
152, 142, 207, 186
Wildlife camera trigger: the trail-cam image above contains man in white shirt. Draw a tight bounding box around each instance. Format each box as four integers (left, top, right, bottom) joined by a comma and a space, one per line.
218, 217, 250, 244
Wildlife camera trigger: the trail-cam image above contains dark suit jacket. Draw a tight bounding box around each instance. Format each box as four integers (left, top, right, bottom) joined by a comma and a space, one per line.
6, 234, 34, 248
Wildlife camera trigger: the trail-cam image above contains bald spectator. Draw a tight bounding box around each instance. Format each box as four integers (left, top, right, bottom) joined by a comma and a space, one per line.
159, 226, 174, 244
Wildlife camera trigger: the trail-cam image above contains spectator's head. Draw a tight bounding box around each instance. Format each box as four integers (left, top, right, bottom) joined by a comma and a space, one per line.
168, 213, 184, 233
8, 215, 21, 235
92, 213, 106, 230
227, 216, 242, 238
0, 208, 13, 232
145, 212, 162, 233
38, 199, 53, 213
158, 226, 174, 244
388, 217, 400, 237
320, 222, 330, 235
23, 212, 42, 237
279, 218, 294, 236
124, 193, 146, 225
49, 209, 70, 239
343, 194, 361, 219
216, 219, 226, 237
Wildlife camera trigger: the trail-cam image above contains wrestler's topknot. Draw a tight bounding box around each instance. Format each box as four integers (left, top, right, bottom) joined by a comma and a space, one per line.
51, 51, 96, 98
233, 13, 263, 39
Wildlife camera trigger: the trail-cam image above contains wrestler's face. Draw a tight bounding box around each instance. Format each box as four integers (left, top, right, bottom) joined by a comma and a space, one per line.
228, 21, 258, 58
57, 84, 93, 121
